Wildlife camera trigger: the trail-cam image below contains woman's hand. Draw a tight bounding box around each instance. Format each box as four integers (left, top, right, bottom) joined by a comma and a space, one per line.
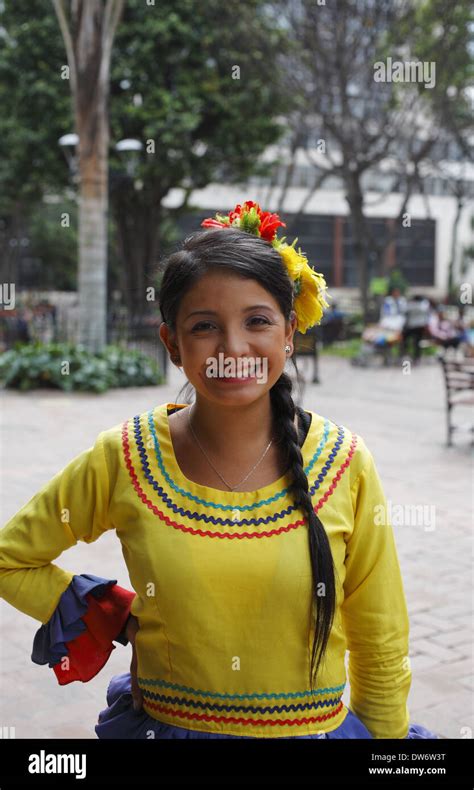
125, 615, 143, 712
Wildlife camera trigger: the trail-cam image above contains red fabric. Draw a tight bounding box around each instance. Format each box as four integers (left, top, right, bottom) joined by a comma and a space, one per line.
53, 584, 136, 685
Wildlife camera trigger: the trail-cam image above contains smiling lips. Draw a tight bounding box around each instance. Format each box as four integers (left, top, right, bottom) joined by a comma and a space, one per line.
215, 375, 256, 383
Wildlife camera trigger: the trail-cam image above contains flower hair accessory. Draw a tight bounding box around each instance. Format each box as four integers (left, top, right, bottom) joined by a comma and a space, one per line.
201, 200, 330, 333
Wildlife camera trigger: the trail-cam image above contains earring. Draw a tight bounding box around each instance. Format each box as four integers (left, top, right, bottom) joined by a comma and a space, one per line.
285, 345, 291, 354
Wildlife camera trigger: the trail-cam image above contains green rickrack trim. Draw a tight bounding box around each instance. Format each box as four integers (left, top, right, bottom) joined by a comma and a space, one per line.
146, 409, 331, 510
136, 677, 346, 700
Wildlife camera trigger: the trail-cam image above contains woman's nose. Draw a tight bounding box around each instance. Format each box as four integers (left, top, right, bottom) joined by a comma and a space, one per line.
216, 329, 252, 357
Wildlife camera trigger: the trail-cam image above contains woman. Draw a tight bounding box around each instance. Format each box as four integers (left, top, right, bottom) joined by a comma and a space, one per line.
0, 201, 438, 739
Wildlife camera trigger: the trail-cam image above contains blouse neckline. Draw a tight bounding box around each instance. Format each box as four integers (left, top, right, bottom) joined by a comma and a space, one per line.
153, 401, 320, 502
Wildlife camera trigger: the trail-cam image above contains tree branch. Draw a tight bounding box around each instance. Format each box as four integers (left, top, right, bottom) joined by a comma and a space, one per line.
99, 0, 125, 91
52, 0, 77, 98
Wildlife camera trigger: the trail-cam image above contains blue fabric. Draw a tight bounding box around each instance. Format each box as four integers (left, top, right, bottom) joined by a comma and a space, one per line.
31, 574, 118, 668
95, 672, 441, 740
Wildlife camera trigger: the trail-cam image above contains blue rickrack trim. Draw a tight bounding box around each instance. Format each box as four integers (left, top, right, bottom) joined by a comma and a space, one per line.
140, 689, 343, 714
31, 573, 118, 668
137, 677, 346, 700
133, 411, 341, 514
95, 673, 442, 739
146, 410, 331, 510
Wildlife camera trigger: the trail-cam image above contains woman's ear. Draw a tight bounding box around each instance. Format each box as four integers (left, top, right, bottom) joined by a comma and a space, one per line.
285, 310, 298, 350
159, 322, 181, 365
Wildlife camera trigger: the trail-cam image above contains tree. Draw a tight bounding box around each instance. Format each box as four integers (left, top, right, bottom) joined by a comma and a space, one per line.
0, 0, 289, 323
271, 0, 472, 320
394, 0, 473, 297
52, 0, 125, 351
0, 3, 72, 283
108, 0, 290, 316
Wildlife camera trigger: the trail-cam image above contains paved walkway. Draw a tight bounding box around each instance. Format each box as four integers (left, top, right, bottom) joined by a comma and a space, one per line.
0, 354, 472, 738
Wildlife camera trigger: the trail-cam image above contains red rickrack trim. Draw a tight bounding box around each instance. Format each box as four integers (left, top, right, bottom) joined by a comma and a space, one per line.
142, 699, 344, 726
316, 433, 358, 510
122, 420, 358, 539
53, 584, 136, 685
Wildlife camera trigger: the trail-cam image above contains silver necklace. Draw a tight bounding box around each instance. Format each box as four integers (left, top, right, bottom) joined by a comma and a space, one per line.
186, 404, 274, 491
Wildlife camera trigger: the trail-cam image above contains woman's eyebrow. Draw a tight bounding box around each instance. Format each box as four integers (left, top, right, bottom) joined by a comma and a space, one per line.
185, 305, 274, 319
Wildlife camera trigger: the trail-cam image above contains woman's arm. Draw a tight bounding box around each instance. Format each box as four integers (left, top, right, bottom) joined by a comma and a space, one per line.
0, 429, 135, 683
341, 439, 412, 739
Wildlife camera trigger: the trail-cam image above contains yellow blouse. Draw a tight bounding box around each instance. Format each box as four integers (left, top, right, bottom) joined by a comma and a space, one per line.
0, 402, 412, 738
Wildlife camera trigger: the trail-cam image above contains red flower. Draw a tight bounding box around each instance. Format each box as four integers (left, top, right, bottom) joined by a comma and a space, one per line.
228, 201, 261, 223
259, 211, 286, 241
240, 200, 262, 215
201, 218, 229, 229
201, 200, 285, 242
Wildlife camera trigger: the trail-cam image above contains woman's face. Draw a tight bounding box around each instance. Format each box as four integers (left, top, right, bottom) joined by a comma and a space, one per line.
159, 270, 297, 407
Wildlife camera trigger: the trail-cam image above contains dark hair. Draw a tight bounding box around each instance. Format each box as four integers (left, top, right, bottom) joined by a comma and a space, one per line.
157, 227, 338, 695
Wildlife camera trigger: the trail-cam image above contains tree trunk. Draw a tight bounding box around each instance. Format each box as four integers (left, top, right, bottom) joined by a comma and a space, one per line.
53, 0, 125, 352
346, 174, 369, 322
76, 107, 109, 350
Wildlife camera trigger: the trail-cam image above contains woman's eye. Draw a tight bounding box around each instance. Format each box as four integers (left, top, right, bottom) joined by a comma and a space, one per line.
191, 317, 271, 332
192, 322, 215, 331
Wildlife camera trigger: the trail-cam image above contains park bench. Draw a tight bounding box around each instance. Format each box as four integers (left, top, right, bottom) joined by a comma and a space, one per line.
438, 353, 474, 446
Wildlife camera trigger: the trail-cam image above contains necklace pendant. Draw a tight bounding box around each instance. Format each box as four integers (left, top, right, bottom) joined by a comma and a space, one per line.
231, 508, 241, 523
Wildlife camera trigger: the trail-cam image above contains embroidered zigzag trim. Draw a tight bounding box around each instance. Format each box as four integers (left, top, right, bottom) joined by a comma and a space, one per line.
137, 677, 346, 698
146, 410, 332, 509
134, 415, 341, 524
142, 699, 345, 726
122, 421, 357, 539
140, 690, 343, 714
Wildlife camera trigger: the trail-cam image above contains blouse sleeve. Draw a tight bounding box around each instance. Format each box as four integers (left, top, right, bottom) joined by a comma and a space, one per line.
0, 430, 136, 683
31, 573, 135, 684
341, 439, 412, 739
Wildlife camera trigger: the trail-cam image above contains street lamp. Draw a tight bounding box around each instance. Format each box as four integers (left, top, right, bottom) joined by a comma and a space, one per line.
115, 138, 143, 185
59, 134, 144, 184
58, 133, 80, 184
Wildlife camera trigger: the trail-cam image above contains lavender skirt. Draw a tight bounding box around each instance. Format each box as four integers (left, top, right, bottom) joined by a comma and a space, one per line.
95, 672, 440, 740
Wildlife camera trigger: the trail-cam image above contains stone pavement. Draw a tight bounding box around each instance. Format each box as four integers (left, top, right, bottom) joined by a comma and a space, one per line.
0, 354, 472, 739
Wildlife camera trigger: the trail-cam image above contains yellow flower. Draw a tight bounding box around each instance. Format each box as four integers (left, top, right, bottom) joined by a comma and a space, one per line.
295, 264, 330, 333
278, 243, 305, 281
277, 243, 331, 334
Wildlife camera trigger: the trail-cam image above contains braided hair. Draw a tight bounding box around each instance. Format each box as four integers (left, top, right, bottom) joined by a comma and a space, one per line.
270, 372, 337, 692
156, 226, 338, 695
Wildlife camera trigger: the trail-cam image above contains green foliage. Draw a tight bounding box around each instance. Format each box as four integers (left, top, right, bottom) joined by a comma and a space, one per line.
0, 1, 72, 212
370, 277, 389, 296
0, 0, 291, 300
27, 199, 78, 289
387, 268, 409, 295
320, 339, 363, 358
0, 342, 163, 392
386, 0, 473, 142
107, 0, 290, 226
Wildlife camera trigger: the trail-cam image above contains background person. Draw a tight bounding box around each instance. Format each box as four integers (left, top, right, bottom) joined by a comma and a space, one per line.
401, 294, 431, 364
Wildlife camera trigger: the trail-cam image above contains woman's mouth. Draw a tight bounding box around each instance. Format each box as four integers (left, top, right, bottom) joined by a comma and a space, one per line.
214, 375, 257, 384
